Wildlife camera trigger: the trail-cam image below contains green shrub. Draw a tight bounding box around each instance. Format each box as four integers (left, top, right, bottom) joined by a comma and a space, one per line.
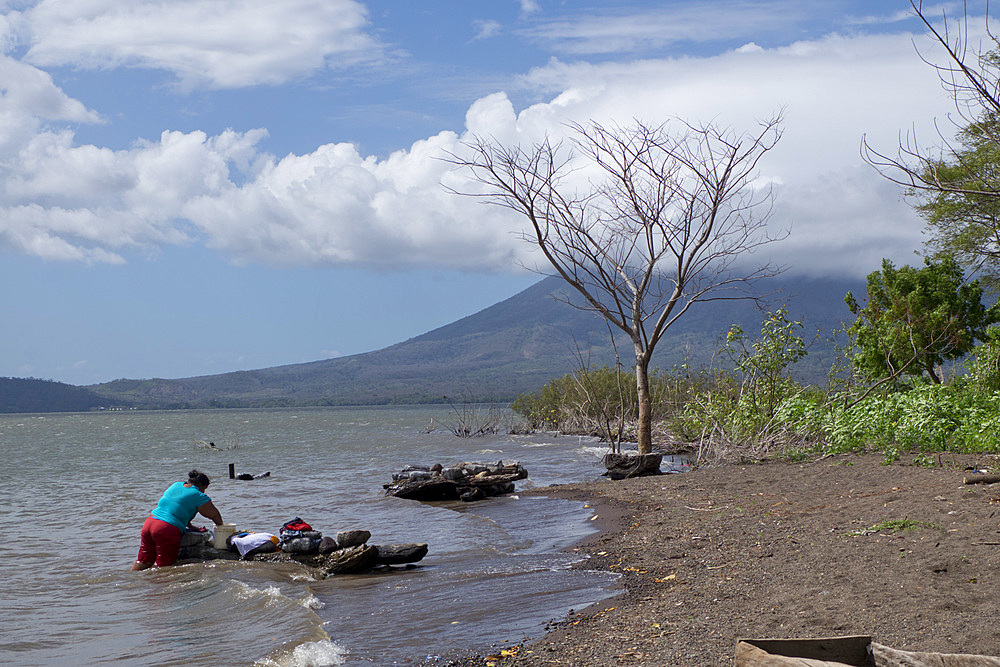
969, 325, 1000, 390
821, 380, 1000, 454
513, 311, 1000, 462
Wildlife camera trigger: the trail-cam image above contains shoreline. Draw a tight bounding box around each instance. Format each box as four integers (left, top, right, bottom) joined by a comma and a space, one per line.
446, 452, 1000, 666
442, 481, 633, 667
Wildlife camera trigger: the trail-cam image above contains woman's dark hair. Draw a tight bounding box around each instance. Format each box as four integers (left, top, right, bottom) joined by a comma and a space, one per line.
188, 469, 210, 489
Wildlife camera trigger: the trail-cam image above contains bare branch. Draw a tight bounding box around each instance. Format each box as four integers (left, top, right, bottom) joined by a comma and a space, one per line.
863, 1, 1000, 198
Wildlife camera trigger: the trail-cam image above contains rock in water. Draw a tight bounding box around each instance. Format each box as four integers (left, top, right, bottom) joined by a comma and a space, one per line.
320, 544, 379, 576
376, 543, 429, 565
337, 529, 371, 548
318, 536, 339, 554
179, 531, 210, 548
253, 542, 428, 577
384, 461, 527, 501
177, 533, 240, 561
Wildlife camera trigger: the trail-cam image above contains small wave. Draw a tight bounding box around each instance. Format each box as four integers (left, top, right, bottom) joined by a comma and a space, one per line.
234, 582, 288, 605
301, 594, 324, 610
233, 581, 322, 610
255, 639, 348, 667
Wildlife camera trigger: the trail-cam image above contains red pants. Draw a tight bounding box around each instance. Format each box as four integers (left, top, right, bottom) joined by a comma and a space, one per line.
136, 516, 183, 567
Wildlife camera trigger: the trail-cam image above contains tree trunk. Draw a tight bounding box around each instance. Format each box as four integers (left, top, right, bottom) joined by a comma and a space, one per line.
926, 362, 941, 384
635, 357, 653, 455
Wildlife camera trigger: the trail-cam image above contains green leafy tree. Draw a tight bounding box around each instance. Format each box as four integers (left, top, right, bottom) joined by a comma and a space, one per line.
915, 110, 1000, 291
861, 3, 1000, 290
845, 257, 995, 385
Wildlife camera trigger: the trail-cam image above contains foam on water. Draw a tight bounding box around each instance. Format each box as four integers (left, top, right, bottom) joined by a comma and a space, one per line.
255, 640, 348, 667
231, 581, 324, 610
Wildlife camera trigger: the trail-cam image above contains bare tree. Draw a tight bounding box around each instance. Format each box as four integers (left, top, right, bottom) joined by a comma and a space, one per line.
447, 117, 785, 454
861, 2, 1000, 288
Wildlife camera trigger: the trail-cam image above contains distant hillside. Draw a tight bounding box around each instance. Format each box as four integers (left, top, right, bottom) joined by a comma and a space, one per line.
0, 377, 119, 413
88, 275, 862, 409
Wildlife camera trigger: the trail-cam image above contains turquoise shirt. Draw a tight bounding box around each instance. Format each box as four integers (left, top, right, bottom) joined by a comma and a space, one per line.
151, 482, 211, 530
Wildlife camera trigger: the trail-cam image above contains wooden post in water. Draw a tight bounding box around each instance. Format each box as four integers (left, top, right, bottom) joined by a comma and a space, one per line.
229, 463, 235, 479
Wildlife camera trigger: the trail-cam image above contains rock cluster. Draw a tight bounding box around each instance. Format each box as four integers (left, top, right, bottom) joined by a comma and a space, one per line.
256, 542, 429, 578
176, 528, 427, 577
384, 460, 528, 501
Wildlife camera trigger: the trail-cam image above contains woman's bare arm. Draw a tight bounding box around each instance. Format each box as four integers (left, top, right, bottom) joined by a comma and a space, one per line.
198, 500, 223, 525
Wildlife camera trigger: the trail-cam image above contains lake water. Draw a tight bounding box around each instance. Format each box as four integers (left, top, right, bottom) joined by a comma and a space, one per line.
0, 405, 632, 666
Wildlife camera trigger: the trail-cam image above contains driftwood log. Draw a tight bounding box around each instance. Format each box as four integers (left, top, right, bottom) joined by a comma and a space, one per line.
384, 461, 527, 502
735, 636, 872, 666
735, 636, 1000, 667
964, 474, 1000, 485
871, 642, 1000, 666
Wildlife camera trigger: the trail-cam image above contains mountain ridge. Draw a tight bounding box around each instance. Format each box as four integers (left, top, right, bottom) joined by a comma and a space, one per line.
0, 377, 113, 413
86, 274, 862, 409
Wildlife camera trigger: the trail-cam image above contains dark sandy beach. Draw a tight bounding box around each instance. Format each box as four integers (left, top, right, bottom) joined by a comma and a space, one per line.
447, 452, 1000, 666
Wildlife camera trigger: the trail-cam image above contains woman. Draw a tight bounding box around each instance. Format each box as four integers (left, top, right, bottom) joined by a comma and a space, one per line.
132, 469, 224, 570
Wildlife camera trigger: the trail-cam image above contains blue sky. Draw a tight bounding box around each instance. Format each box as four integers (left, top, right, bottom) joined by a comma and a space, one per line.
0, 0, 983, 385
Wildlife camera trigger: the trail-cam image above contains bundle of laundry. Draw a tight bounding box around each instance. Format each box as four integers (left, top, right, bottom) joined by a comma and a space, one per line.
278, 518, 323, 554
230, 532, 280, 559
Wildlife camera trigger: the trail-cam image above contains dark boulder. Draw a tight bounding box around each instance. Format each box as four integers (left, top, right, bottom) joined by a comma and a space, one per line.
384, 461, 527, 502
317, 544, 379, 576
337, 529, 371, 548
376, 543, 429, 565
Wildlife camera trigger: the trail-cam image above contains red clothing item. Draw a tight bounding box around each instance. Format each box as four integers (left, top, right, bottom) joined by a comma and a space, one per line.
136, 516, 183, 567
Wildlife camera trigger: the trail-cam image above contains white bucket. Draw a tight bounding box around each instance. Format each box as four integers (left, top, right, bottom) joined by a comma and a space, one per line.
213, 523, 237, 549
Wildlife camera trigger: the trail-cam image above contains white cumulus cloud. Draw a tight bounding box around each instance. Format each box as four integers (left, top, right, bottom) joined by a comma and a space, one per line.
183, 130, 526, 270
10, 0, 382, 90
0, 54, 99, 152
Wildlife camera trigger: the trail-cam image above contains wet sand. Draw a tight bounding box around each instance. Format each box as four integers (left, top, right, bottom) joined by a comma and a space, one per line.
446, 452, 1000, 666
